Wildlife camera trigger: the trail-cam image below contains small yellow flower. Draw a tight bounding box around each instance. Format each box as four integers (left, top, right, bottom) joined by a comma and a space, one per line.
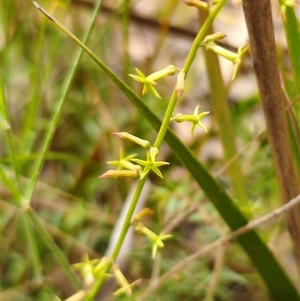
99, 148, 142, 179
202, 38, 249, 80
135, 223, 172, 258
129, 65, 177, 99
112, 265, 141, 296
131, 147, 169, 179
171, 105, 210, 136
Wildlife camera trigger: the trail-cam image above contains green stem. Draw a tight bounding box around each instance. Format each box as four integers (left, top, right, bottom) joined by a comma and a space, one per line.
25, 0, 105, 204
1, 76, 22, 194
153, 0, 227, 149
121, 0, 131, 82
23, 0, 51, 139
21, 213, 43, 282
111, 176, 148, 260
199, 9, 247, 203
26, 206, 82, 290
0, 165, 22, 203
84, 176, 148, 301
281, 5, 300, 95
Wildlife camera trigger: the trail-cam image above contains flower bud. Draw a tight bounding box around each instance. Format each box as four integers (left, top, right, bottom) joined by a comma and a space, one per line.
182, 0, 210, 11
147, 65, 177, 82
99, 169, 140, 179
113, 132, 151, 148
176, 71, 185, 98
203, 32, 227, 44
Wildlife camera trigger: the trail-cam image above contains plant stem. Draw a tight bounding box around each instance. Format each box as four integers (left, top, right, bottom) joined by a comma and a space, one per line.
153, 0, 228, 149
242, 0, 300, 268
25, 0, 105, 204
26, 206, 82, 290
1, 78, 22, 195
281, 6, 300, 95
83, 176, 148, 301
21, 213, 43, 282
198, 9, 247, 203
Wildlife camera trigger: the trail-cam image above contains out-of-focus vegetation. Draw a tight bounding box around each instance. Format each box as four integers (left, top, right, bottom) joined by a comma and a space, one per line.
1, 0, 299, 300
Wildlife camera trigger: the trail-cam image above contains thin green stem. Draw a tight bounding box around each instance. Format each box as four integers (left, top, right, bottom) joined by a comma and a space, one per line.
281, 5, 300, 95
21, 213, 43, 282
0, 165, 22, 203
199, 9, 247, 203
153, 0, 227, 149
111, 176, 148, 260
122, 0, 131, 82
84, 176, 148, 301
26, 206, 82, 290
25, 0, 105, 204
1, 76, 22, 194
23, 0, 50, 139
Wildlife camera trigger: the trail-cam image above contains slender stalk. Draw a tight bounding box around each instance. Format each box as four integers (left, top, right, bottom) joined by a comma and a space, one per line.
153, 0, 228, 149
84, 177, 148, 301
1, 77, 22, 194
25, 0, 105, 204
281, 5, 300, 95
21, 213, 43, 282
26, 206, 82, 290
1, 165, 22, 203
121, 0, 131, 82
23, 0, 51, 139
199, 9, 247, 203
242, 0, 300, 267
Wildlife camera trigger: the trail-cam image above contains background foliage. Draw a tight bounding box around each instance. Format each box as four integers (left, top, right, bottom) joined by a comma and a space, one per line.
1, 0, 299, 300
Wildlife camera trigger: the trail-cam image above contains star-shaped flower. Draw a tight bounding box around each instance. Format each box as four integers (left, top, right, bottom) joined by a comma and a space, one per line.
131, 147, 169, 179
99, 148, 142, 179
202, 37, 248, 80
106, 147, 137, 170
112, 265, 140, 296
73, 255, 112, 288
129, 65, 177, 99
171, 105, 210, 137
135, 223, 172, 258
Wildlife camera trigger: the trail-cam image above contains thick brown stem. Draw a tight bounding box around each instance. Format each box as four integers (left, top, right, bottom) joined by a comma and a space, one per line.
242, 0, 300, 267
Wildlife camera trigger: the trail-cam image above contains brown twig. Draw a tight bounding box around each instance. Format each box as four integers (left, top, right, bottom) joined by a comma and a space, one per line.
242, 0, 300, 267
137, 194, 300, 300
